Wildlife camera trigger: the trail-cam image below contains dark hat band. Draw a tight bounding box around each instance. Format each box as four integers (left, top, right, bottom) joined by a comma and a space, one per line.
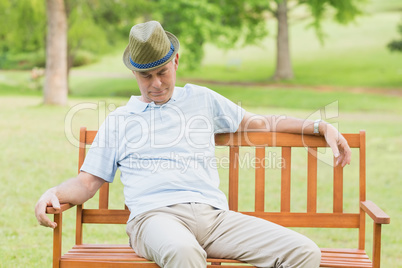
129, 43, 174, 70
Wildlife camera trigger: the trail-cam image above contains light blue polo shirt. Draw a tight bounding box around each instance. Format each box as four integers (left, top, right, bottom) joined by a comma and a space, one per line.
81, 84, 245, 222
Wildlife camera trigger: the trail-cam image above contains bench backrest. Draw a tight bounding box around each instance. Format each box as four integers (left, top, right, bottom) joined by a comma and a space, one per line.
76, 127, 367, 249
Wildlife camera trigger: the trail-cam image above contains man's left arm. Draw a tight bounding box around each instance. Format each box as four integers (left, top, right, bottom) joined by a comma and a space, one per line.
238, 111, 351, 167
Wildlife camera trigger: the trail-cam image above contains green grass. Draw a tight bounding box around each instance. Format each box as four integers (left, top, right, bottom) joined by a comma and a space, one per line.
0, 95, 401, 267
178, 8, 402, 88
0, 0, 401, 266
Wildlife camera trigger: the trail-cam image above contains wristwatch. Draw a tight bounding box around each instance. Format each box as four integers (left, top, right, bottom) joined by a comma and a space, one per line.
313, 119, 321, 135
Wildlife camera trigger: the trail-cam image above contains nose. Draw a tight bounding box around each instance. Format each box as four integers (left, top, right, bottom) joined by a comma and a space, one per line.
151, 77, 162, 89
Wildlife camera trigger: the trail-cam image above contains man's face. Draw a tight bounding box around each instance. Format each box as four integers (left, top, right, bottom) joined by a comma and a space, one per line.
133, 53, 179, 105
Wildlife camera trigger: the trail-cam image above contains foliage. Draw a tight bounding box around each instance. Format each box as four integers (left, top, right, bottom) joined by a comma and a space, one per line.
0, 0, 46, 54
0, 0, 367, 72
65, 0, 153, 67
300, 0, 365, 42
387, 19, 402, 52
0, 0, 152, 69
0, 0, 46, 68
150, 0, 268, 69
0, 0, 269, 70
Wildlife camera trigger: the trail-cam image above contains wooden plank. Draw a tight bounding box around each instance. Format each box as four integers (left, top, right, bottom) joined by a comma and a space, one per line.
60, 259, 159, 268
319, 261, 372, 268
228, 146, 239, 211
99, 183, 109, 209
372, 223, 382, 268
215, 132, 361, 148
82, 209, 361, 228
46, 203, 75, 214
320, 248, 367, 254
281, 147, 291, 212
70, 245, 246, 264
53, 213, 62, 268
359, 130, 366, 203
359, 130, 367, 249
76, 205, 83, 245
360, 201, 390, 224
333, 159, 343, 213
241, 212, 360, 228
78, 127, 87, 173
359, 210, 366, 250
60, 259, 250, 268
82, 209, 130, 224
320, 248, 373, 267
85, 130, 97, 144
307, 147, 318, 213
73, 244, 135, 249
60, 247, 374, 268
255, 147, 265, 212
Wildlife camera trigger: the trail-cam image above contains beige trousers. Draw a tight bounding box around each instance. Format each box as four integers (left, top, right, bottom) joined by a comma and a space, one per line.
126, 203, 320, 268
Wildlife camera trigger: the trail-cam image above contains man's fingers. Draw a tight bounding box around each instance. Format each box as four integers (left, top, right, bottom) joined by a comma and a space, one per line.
51, 195, 61, 211
35, 202, 55, 228
35, 191, 60, 229
329, 141, 340, 159
335, 140, 352, 167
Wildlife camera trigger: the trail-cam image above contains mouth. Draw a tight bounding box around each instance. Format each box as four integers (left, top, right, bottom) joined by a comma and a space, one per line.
149, 89, 166, 97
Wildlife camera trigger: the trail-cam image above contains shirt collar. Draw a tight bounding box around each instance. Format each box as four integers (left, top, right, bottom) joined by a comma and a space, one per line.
126, 87, 181, 114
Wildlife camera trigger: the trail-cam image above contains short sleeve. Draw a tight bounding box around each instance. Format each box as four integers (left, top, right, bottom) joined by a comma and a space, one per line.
207, 88, 246, 133
80, 114, 118, 183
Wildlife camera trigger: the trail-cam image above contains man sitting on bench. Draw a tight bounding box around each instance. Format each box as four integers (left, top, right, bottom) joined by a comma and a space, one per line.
35, 21, 351, 268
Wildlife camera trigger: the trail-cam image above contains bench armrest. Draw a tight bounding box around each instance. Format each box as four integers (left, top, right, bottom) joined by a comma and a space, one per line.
360, 200, 390, 224
46, 203, 75, 214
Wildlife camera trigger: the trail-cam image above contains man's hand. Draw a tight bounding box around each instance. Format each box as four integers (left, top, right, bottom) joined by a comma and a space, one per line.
322, 123, 352, 167
35, 190, 60, 229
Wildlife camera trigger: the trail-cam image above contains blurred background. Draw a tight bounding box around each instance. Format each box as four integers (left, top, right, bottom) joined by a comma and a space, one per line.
0, 0, 401, 267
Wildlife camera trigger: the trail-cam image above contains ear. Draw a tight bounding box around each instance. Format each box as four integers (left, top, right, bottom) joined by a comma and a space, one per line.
173, 53, 179, 70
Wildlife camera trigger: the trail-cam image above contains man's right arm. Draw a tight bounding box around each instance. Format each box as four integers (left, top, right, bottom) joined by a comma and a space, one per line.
35, 171, 105, 228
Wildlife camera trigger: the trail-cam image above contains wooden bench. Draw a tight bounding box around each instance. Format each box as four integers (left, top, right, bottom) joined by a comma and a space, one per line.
47, 127, 390, 267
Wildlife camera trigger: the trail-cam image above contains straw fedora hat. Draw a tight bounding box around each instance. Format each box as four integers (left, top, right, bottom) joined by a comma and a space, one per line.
122, 21, 180, 72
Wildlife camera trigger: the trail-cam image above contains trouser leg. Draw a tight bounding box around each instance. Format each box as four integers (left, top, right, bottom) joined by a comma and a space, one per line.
202, 209, 321, 268
127, 203, 321, 268
126, 206, 207, 268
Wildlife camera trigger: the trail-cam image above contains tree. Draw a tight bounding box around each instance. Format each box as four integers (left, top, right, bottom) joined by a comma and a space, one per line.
266, 0, 365, 80
1, 0, 366, 104
273, 0, 293, 80
152, 0, 268, 70
387, 20, 402, 52
1, 0, 150, 104
44, 0, 68, 105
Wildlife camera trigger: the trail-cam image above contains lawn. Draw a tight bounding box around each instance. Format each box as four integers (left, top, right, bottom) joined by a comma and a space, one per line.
0, 93, 401, 267
0, 0, 401, 266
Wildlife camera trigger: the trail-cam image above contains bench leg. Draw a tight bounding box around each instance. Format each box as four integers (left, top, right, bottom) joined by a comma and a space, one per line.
372, 223, 382, 268
53, 213, 62, 268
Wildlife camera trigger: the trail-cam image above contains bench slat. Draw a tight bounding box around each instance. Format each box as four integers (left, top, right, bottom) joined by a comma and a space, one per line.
255, 147, 265, 212
82, 209, 129, 224
228, 146, 239, 211
81, 209, 361, 228
61, 245, 372, 268
307, 147, 318, 213
241, 212, 360, 228
333, 160, 344, 213
281, 147, 291, 212
214, 132, 361, 148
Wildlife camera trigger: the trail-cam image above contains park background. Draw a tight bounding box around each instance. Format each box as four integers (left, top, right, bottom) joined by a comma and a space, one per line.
0, 0, 401, 267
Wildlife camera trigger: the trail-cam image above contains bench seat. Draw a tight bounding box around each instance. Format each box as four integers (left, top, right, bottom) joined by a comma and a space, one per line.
58, 244, 372, 268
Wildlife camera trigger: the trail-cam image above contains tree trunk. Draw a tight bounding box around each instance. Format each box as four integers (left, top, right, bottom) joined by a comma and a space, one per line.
272, 0, 294, 80
44, 0, 68, 105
